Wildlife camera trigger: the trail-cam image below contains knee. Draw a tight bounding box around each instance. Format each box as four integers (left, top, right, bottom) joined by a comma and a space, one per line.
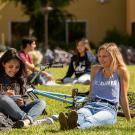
40, 99, 46, 109
0, 95, 14, 108
36, 99, 46, 109
77, 107, 88, 115
77, 108, 84, 113
0, 95, 12, 103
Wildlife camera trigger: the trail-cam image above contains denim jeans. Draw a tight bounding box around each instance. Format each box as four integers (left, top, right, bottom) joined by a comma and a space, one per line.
28, 71, 48, 84
77, 101, 117, 129
63, 74, 90, 84
0, 95, 45, 123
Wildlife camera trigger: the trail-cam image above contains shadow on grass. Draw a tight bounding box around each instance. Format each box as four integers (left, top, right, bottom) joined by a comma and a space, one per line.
42, 124, 135, 134
91, 126, 134, 131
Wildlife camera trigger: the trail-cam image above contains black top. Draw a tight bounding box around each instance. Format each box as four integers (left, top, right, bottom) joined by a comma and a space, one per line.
0, 74, 26, 95
64, 51, 96, 78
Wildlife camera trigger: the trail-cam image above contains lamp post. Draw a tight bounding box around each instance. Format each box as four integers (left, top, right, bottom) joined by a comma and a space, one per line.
42, 5, 53, 52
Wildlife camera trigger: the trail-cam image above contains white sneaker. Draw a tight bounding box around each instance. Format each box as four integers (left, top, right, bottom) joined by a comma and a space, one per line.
73, 80, 78, 84
51, 114, 59, 121
33, 117, 54, 125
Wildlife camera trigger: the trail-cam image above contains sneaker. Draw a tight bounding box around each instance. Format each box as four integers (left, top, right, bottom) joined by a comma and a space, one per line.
33, 117, 54, 126
59, 112, 68, 130
68, 110, 78, 129
73, 80, 78, 84
51, 114, 59, 121
14, 119, 30, 128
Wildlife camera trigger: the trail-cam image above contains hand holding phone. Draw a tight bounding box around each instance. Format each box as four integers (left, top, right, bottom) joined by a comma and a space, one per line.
16, 98, 24, 106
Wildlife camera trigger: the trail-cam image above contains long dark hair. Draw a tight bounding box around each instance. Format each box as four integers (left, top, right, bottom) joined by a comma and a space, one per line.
0, 48, 26, 94
73, 38, 92, 65
74, 38, 92, 56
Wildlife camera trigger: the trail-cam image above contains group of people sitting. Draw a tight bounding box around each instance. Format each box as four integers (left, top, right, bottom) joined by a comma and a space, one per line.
0, 37, 131, 130
19, 37, 96, 85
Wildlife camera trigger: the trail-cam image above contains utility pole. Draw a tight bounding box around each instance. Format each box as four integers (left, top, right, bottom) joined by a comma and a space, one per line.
42, 4, 53, 52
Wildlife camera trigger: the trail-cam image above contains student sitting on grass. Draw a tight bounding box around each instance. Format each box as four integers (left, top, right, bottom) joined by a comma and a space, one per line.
59, 42, 131, 130
61, 38, 96, 84
0, 48, 52, 128
19, 37, 54, 85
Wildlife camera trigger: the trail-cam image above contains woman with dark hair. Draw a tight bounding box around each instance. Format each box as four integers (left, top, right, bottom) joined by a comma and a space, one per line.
0, 48, 46, 128
19, 37, 53, 85
62, 38, 96, 84
0, 48, 26, 95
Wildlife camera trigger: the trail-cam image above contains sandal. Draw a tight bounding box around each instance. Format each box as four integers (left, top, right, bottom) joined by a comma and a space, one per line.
59, 112, 68, 130
68, 110, 78, 129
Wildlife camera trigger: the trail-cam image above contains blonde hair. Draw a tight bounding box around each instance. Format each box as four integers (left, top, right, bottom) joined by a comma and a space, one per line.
98, 42, 126, 71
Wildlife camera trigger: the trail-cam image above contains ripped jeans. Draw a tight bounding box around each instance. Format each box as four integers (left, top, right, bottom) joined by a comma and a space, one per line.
77, 101, 117, 129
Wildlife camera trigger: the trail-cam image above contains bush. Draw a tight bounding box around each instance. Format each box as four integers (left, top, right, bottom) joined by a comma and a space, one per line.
100, 28, 135, 48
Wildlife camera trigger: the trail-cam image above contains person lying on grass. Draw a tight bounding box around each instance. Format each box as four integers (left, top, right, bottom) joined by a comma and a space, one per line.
59, 42, 131, 130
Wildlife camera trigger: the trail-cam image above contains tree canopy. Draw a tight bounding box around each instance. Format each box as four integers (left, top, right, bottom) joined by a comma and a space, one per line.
2, 0, 78, 49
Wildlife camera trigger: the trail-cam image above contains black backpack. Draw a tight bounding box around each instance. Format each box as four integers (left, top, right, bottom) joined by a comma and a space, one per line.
0, 112, 14, 131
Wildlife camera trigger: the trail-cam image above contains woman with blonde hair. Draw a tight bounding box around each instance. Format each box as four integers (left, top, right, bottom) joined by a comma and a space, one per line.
59, 42, 131, 130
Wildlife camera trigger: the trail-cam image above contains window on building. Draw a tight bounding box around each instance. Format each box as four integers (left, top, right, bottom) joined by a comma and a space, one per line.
10, 21, 30, 49
131, 22, 135, 36
65, 20, 87, 44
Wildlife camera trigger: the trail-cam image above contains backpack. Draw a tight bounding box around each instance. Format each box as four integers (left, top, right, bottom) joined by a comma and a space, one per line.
0, 112, 14, 131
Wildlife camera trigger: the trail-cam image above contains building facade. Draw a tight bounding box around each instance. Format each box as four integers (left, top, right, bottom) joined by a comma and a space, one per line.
0, 1, 29, 45
0, 0, 135, 45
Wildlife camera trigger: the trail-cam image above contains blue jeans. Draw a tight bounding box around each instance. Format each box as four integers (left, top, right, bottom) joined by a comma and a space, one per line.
0, 95, 45, 123
77, 101, 117, 129
63, 74, 90, 84
28, 71, 48, 84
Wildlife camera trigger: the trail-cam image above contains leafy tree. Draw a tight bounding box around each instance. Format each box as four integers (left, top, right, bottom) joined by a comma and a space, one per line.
2, 0, 78, 49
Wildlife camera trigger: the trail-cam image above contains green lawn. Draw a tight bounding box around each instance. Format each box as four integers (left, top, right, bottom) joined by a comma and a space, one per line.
1, 66, 135, 135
